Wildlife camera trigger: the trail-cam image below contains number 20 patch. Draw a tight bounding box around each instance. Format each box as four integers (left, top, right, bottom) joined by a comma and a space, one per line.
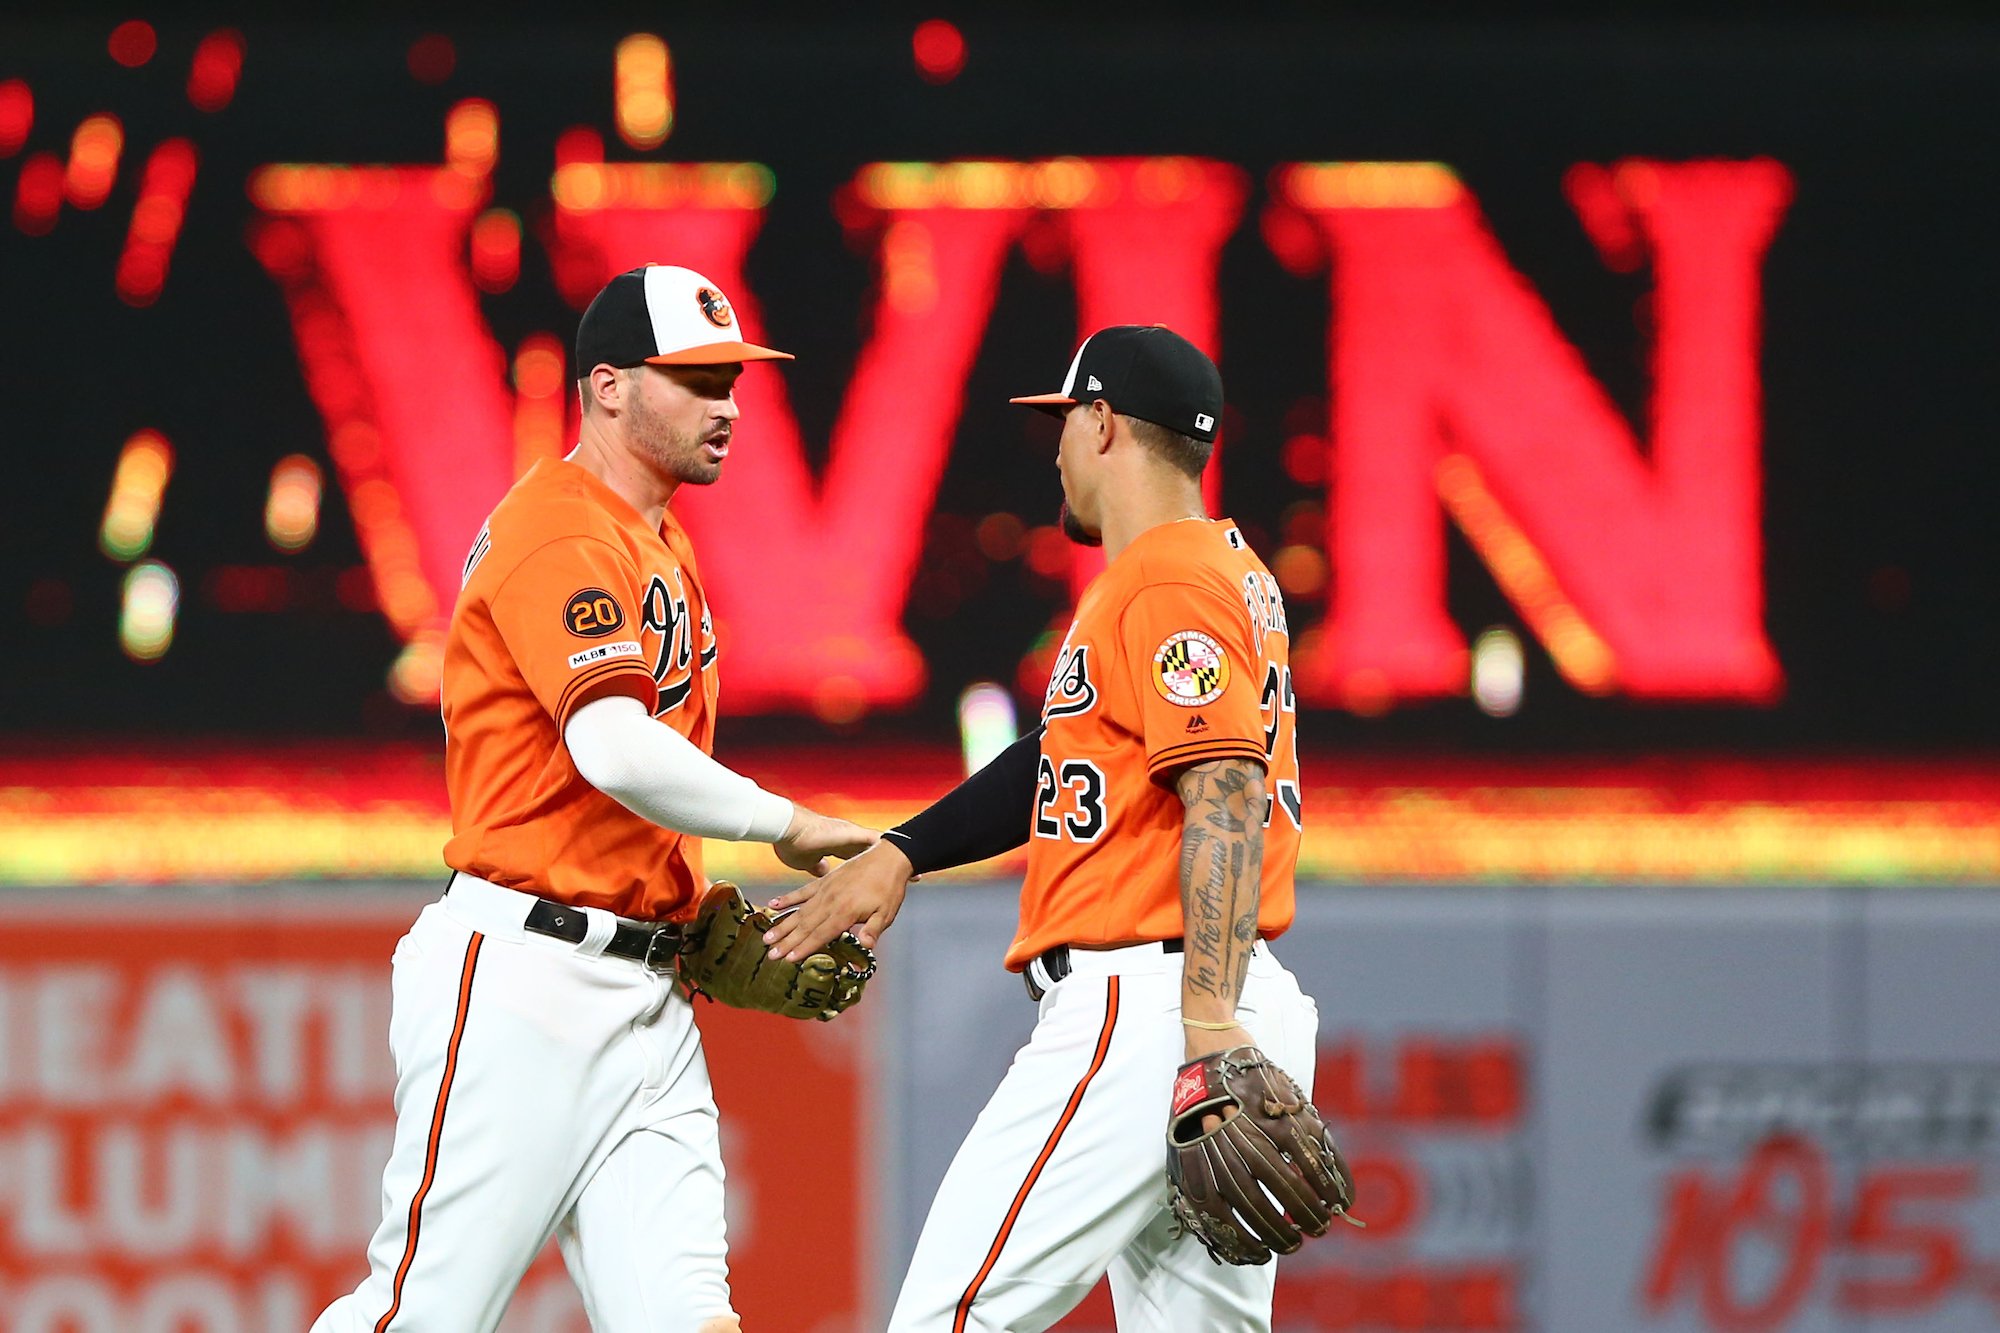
1153, 630, 1230, 706
563, 588, 625, 637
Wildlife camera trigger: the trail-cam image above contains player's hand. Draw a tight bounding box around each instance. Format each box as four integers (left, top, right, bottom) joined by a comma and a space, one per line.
772, 805, 877, 877
764, 839, 914, 960
1183, 1024, 1257, 1132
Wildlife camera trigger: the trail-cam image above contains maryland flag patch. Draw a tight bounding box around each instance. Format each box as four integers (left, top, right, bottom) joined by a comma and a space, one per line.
1153, 630, 1230, 707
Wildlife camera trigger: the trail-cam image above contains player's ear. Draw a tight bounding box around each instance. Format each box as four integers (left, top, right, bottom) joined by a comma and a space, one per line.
1090, 399, 1116, 454
584, 364, 622, 416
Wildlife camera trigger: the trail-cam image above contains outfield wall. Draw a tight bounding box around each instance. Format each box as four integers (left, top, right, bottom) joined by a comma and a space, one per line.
1, 882, 1995, 1332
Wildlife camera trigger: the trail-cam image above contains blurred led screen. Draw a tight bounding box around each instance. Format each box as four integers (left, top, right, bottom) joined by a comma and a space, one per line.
1, 16, 1994, 758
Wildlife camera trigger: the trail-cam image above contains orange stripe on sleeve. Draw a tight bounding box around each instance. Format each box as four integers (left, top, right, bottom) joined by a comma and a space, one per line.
1147, 738, 1267, 778
554, 661, 657, 728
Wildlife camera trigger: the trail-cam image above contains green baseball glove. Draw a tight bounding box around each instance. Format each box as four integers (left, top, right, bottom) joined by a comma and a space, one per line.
675, 881, 875, 1021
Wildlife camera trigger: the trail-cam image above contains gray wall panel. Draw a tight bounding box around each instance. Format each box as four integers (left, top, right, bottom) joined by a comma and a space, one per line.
1541, 890, 1850, 1332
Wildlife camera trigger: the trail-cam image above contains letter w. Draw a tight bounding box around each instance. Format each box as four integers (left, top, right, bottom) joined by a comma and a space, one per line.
251, 159, 1032, 712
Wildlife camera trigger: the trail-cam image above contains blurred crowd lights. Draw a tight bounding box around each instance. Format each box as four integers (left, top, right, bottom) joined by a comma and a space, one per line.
1277, 162, 1464, 211
407, 34, 455, 85
388, 634, 446, 705
471, 208, 521, 292
99, 430, 174, 562
63, 114, 124, 211
445, 99, 498, 178
957, 682, 1017, 775
512, 334, 568, 474
550, 161, 773, 213
264, 454, 323, 553
250, 161, 489, 216
844, 156, 1231, 216
13, 152, 63, 235
187, 29, 244, 113
1270, 544, 1329, 600
119, 561, 179, 663
1472, 627, 1526, 718
117, 138, 198, 307
614, 34, 673, 150
107, 20, 156, 69
913, 20, 967, 84
0, 80, 31, 157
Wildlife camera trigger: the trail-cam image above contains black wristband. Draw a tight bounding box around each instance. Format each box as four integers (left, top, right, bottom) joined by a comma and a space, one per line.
882, 726, 1043, 875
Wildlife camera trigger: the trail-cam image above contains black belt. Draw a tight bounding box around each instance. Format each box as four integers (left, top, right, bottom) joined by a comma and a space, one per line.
1025, 938, 1184, 1002
524, 897, 685, 971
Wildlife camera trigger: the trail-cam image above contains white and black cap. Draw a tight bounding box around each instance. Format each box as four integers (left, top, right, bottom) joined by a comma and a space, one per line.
575, 264, 794, 372
1010, 324, 1223, 443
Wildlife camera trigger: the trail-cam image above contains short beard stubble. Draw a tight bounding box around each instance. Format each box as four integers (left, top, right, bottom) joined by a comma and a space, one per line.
626, 372, 723, 486
1059, 500, 1102, 547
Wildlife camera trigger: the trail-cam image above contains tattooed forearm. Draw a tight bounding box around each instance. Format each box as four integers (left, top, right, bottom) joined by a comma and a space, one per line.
1175, 758, 1267, 1018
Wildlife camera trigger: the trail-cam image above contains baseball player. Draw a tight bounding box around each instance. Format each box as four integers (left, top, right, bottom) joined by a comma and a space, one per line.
313, 264, 874, 1333
765, 325, 1348, 1331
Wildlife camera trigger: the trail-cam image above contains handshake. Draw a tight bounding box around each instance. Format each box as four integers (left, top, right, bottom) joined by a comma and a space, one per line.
677, 809, 913, 1021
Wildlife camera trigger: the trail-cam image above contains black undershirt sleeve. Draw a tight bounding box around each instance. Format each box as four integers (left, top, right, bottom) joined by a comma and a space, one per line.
880, 726, 1043, 875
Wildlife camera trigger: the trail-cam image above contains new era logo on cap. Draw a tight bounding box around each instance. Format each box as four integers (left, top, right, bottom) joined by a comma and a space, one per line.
1009, 324, 1224, 443
576, 264, 794, 373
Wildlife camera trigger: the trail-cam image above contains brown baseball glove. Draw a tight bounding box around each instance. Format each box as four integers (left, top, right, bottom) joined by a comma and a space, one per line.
675, 881, 874, 1021
1165, 1045, 1359, 1265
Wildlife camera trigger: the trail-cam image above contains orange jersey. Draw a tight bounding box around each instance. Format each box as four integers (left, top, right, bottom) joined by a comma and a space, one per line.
441, 457, 720, 919
1007, 519, 1301, 970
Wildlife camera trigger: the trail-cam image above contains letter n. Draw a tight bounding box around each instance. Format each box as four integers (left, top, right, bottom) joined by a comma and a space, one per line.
1275, 160, 1791, 708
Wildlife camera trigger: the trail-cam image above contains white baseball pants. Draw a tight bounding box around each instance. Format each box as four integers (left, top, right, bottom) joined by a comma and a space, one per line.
313, 875, 737, 1333
889, 940, 1321, 1333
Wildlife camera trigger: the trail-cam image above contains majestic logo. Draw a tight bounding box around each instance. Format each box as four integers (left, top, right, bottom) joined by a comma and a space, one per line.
1154, 630, 1229, 707
563, 588, 625, 637
1043, 639, 1098, 720
696, 286, 734, 328
1184, 713, 1209, 734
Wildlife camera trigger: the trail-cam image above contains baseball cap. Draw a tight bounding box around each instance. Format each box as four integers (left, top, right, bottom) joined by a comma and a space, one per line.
575, 264, 794, 372
1010, 324, 1223, 443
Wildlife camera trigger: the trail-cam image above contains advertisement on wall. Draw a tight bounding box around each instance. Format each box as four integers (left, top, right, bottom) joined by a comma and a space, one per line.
889, 886, 2000, 1333
2, 884, 1996, 1331
0, 891, 869, 1333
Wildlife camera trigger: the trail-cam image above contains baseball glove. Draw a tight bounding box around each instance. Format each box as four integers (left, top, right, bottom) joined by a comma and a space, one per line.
675, 881, 875, 1021
1165, 1045, 1359, 1265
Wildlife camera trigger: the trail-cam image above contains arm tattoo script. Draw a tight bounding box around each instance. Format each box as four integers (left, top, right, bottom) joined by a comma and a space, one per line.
1175, 757, 1267, 1014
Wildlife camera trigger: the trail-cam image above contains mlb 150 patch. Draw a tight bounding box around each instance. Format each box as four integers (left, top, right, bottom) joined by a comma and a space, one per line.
1153, 630, 1229, 707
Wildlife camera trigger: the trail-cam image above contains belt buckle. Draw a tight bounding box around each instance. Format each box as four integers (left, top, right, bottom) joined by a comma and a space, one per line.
642, 924, 682, 973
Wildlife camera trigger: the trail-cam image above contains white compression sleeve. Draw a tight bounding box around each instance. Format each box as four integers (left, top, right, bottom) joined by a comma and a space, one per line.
563, 695, 794, 842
